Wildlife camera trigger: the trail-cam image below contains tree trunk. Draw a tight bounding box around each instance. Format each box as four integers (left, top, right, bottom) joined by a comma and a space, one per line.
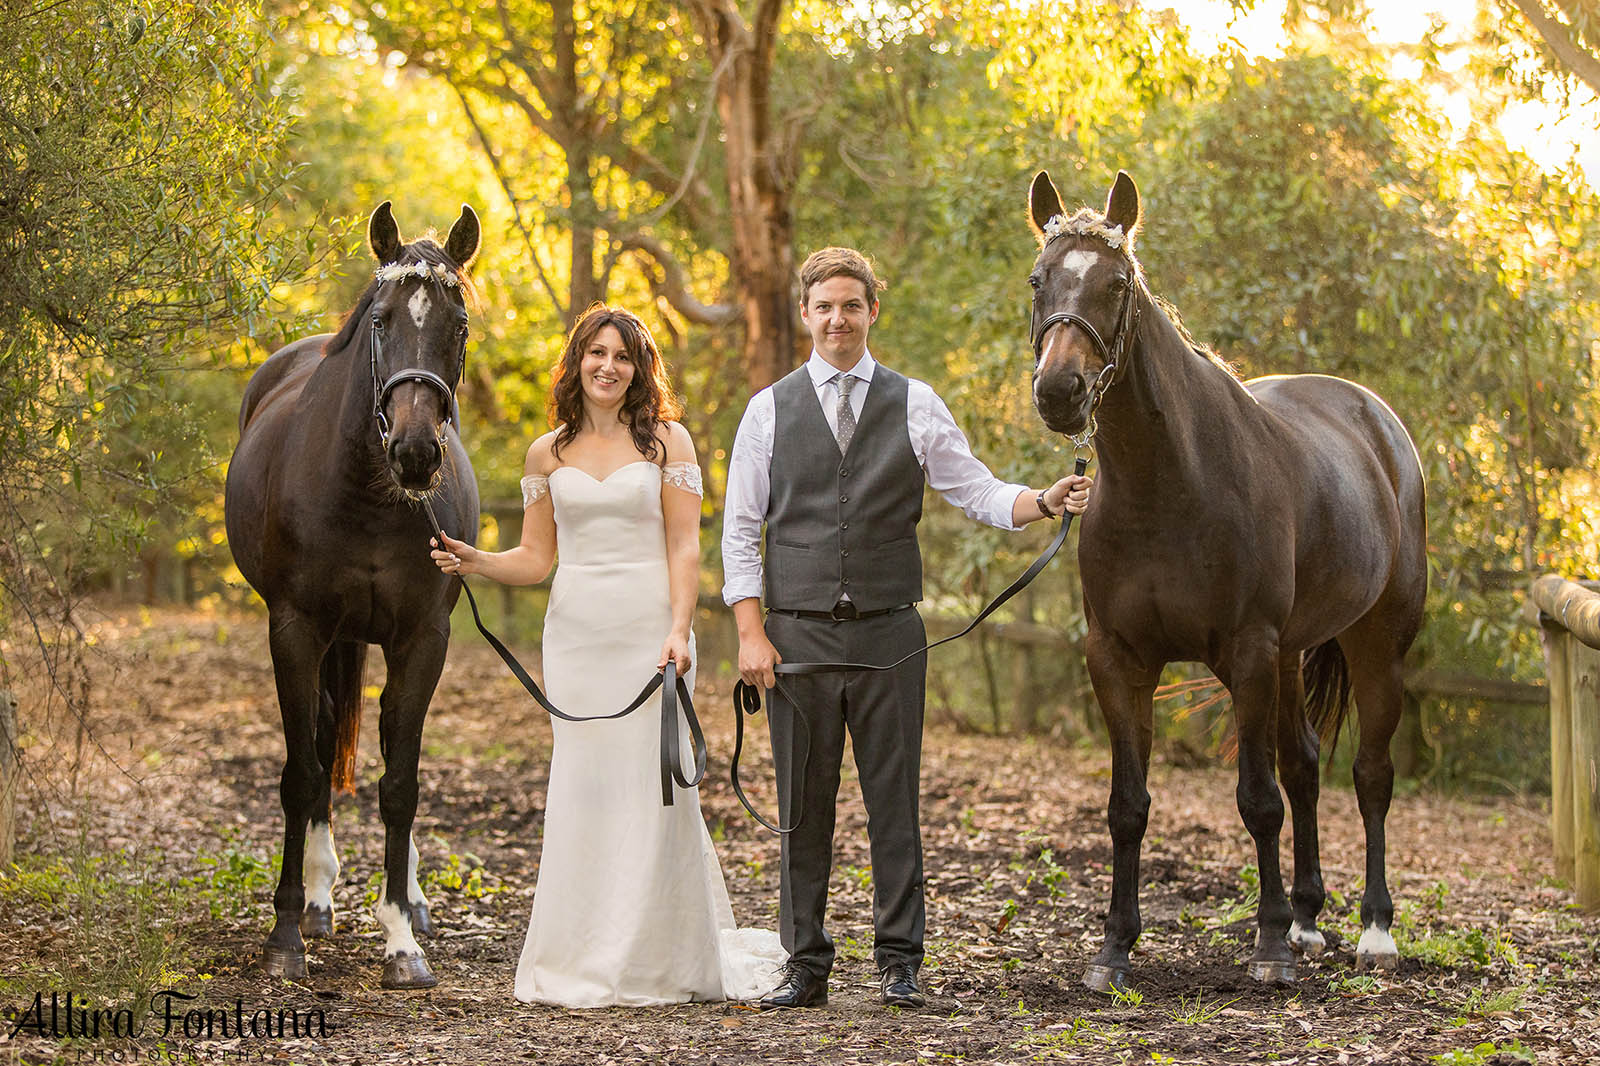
0, 689, 18, 867
691, 0, 797, 390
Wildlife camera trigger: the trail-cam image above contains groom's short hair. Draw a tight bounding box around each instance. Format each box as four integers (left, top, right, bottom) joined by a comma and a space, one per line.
799, 247, 885, 308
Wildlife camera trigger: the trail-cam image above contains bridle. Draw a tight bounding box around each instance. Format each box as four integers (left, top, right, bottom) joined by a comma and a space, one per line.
1029, 247, 1143, 448
369, 274, 465, 449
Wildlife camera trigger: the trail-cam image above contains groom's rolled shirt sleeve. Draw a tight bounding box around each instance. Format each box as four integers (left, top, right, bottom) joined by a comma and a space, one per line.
910, 381, 1030, 532
721, 388, 776, 605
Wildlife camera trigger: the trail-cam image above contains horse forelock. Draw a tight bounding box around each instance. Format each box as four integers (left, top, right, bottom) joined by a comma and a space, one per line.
1038, 207, 1137, 258
323, 240, 479, 358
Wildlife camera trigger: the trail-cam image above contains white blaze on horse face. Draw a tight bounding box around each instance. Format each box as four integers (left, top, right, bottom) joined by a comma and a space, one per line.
303, 821, 339, 912
407, 285, 432, 329
374, 886, 424, 960
1057, 248, 1100, 285
406, 834, 429, 907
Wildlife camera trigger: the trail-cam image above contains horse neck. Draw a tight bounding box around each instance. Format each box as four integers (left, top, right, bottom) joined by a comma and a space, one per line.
1091, 302, 1242, 491
320, 332, 388, 486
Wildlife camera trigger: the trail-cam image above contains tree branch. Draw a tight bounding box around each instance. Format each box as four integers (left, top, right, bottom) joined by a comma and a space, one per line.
1505, 0, 1600, 95
450, 82, 568, 321
618, 231, 741, 327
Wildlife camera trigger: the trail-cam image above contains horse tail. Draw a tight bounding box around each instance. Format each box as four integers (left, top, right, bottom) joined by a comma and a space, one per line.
1302, 638, 1352, 757
322, 640, 367, 795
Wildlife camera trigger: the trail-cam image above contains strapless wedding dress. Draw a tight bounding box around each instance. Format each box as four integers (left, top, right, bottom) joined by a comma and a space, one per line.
512, 460, 783, 1007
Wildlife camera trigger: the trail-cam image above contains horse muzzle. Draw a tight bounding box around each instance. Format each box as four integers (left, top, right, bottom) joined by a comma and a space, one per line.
1033, 368, 1092, 435
386, 432, 443, 491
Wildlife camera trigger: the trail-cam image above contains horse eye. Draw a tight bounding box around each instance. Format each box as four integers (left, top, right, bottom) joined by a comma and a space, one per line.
370, 313, 384, 330
1028, 276, 1041, 291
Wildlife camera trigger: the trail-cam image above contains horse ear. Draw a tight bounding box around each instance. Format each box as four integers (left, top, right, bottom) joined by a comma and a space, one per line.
444, 204, 480, 269
1029, 171, 1064, 238
369, 201, 403, 264
1104, 171, 1140, 236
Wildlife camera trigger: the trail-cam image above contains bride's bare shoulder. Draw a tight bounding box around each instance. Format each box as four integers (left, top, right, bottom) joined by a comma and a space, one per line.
526, 431, 560, 476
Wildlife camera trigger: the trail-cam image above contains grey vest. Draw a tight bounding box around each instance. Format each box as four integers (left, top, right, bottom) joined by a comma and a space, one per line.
764, 364, 923, 612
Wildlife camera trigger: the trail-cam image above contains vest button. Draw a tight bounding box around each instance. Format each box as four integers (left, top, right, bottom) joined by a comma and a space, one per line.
839, 494, 848, 503
840, 468, 850, 477
842, 578, 851, 585
840, 522, 849, 530
841, 549, 850, 557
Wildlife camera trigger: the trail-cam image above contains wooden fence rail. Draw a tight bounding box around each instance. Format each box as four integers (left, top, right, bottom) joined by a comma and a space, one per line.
1531, 574, 1600, 913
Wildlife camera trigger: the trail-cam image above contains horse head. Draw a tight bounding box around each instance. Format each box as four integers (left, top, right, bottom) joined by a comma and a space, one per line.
365, 201, 481, 493
1026, 170, 1143, 437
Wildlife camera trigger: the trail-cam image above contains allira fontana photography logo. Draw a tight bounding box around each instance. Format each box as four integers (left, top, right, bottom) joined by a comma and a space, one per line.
6, 989, 331, 1041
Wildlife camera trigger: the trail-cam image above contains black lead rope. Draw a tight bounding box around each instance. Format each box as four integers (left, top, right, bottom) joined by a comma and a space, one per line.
730, 456, 1090, 834
420, 498, 707, 808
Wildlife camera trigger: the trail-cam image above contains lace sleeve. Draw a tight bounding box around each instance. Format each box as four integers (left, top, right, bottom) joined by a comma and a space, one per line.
661, 461, 704, 498
520, 474, 550, 508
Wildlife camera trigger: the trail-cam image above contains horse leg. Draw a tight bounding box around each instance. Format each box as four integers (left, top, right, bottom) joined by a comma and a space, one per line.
1227, 631, 1296, 984
1276, 654, 1326, 957
300, 675, 340, 939
262, 612, 328, 980
1083, 622, 1158, 994
372, 629, 446, 990
1343, 633, 1407, 971
406, 832, 434, 936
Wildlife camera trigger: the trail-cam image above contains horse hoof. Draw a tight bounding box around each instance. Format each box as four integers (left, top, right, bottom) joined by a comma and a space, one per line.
1287, 922, 1326, 956
381, 953, 438, 990
1247, 958, 1297, 985
260, 946, 307, 981
1355, 925, 1399, 971
1083, 964, 1129, 995
410, 903, 434, 937
1355, 950, 1399, 972
300, 907, 335, 938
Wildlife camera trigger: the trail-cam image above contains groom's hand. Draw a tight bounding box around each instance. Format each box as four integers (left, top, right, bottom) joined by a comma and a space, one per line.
738, 631, 782, 689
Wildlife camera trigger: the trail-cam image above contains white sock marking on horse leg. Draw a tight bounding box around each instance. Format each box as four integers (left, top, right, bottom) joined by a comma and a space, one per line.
302, 821, 339, 912
406, 834, 429, 908
374, 884, 423, 960
407, 287, 431, 328
1356, 923, 1398, 968
1287, 919, 1326, 955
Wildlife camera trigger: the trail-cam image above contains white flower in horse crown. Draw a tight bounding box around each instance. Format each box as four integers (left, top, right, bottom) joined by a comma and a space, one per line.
374, 262, 461, 287
1042, 211, 1127, 251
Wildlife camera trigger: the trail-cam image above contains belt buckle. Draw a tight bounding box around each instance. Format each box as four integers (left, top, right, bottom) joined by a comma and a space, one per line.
829, 599, 858, 622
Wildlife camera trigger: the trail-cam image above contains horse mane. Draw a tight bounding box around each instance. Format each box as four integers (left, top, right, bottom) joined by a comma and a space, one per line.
324, 238, 480, 357
1150, 292, 1242, 382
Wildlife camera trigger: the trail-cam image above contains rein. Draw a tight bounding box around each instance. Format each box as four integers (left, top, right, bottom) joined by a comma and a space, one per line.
729, 455, 1089, 834
418, 496, 708, 809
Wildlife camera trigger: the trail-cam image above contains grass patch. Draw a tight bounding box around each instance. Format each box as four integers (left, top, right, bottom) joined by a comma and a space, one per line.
1430, 1039, 1534, 1064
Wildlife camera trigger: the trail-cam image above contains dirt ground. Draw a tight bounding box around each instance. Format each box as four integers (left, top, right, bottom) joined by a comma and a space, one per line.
2, 605, 1598, 1065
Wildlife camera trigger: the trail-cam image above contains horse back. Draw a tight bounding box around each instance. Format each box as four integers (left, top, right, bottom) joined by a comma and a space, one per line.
239, 334, 334, 436
1248, 372, 1427, 643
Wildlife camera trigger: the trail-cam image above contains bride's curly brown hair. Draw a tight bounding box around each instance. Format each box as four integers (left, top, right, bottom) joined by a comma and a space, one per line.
548, 304, 684, 462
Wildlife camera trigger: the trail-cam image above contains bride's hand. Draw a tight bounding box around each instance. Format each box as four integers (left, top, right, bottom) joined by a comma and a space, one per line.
430, 533, 476, 576
658, 632, 692, 677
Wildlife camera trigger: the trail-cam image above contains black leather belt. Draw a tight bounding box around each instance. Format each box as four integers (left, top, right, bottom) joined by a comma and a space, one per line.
769, 601, 915, 622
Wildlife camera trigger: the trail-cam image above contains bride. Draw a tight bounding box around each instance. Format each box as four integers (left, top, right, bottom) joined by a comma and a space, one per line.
431, 304, 782, 1006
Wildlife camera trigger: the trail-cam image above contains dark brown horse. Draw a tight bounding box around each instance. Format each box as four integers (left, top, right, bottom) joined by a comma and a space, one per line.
225, 202, 480, 989
1027, 171, 1426, 992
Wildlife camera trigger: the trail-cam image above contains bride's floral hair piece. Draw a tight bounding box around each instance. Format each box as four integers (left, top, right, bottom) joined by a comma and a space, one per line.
550, 303, 684, 462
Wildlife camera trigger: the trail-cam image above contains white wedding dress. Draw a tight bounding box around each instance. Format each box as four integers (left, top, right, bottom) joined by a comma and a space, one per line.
513, 459, 784, 1007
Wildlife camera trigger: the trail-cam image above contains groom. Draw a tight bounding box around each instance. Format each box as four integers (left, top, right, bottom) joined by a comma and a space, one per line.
722, 247, 1091, 1009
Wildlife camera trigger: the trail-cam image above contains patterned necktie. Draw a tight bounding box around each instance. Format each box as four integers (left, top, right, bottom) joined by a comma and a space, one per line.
833, 372, 858, 455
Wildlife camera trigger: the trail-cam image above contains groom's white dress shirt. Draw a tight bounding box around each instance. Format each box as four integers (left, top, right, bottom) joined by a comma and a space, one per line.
721, 350, 1029, 606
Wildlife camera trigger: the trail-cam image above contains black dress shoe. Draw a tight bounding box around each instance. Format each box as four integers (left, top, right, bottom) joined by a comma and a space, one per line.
758, 962, 828, 1010
880, 962, 925, 1008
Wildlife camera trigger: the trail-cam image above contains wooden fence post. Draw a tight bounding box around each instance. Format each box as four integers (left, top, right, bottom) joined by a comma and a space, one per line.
1531, 574, 1600, 913
1542, 621, 1575, 878
1570, 641, 1600, 910
0, 688, 18, 868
